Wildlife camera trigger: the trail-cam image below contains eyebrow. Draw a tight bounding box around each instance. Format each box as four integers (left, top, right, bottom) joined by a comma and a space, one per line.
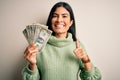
53, 13, 69, 16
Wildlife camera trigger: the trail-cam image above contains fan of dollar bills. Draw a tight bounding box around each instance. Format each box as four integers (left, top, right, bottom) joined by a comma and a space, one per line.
23, 23, 52, 51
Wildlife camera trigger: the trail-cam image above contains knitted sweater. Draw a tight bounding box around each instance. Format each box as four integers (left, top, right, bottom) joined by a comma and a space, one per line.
22, 33, 101, 80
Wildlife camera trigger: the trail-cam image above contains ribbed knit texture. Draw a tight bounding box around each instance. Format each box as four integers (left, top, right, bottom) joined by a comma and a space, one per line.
22, 33, 101, 80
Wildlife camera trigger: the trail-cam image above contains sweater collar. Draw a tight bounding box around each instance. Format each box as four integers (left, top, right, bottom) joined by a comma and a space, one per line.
48, 33, 73, 47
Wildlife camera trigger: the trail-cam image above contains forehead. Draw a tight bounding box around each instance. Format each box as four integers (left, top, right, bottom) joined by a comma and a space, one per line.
54, 7, 70, 15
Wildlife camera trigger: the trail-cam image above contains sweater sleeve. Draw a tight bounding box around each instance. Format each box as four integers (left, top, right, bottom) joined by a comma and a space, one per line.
79, 42, 102, 80
79, 62, 102, 80
21, 64, 40, 80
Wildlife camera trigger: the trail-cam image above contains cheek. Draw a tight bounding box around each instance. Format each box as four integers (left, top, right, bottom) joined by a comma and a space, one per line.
51, 19, 55, 30
51, 18, 56, 24
66, 21, 72, 27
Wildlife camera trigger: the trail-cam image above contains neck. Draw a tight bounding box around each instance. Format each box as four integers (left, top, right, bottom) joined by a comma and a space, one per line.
55, 32, 68, 38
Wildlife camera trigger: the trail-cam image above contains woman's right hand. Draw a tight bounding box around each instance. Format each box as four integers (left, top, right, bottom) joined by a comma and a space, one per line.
24, 43, 39, 70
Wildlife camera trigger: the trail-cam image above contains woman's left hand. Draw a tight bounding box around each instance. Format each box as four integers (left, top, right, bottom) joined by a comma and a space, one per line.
73, 40, 86, 59
74, 40, 92, 71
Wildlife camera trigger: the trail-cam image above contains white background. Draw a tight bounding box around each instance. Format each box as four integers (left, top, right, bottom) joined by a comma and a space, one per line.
0, 0, 120, 80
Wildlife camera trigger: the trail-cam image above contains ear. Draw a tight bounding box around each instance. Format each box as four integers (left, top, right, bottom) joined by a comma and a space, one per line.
70, 20, 73, 26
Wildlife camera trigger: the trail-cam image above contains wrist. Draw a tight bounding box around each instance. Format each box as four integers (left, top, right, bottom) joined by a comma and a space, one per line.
29, 64, 37, 71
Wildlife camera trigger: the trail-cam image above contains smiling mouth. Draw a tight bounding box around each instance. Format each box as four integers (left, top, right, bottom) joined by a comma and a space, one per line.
55, 24, 65, 28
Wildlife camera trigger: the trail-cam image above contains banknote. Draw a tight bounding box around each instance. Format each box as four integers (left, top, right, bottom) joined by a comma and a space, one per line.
23, 23, 52, 51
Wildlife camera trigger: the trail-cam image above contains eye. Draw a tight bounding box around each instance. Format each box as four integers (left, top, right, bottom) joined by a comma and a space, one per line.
62, 14, 68, 18
63, 15, 67, 18
52, 14, 58, 18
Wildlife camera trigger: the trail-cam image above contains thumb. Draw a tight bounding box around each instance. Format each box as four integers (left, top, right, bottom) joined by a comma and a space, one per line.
76, 39, 80, 48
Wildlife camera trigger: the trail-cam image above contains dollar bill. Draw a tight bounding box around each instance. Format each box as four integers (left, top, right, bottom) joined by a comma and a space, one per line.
23, 23, 52, 51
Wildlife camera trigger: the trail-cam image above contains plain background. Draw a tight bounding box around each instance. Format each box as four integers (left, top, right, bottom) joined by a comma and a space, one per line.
0, 0, 120, 80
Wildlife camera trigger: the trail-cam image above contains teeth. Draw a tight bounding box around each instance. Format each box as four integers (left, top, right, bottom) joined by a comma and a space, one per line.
56, 24, 64, 28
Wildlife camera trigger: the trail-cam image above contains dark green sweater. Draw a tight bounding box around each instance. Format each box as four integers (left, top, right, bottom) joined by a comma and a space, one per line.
22, 33, 101, 80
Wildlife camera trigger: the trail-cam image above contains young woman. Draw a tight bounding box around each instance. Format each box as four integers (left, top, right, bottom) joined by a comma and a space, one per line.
22, 2, 101, 80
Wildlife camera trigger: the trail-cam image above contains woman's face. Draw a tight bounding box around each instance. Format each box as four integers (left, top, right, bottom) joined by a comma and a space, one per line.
51, 7, 73, 37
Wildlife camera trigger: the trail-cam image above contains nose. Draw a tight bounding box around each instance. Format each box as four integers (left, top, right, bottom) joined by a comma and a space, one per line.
57, 15, 63, 22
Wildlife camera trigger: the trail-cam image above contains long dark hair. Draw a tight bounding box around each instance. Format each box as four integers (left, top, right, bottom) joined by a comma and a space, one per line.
46, 2, 76, 41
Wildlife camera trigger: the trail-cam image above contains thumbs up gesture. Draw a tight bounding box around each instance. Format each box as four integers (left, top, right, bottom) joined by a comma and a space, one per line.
73, 40, 90, 63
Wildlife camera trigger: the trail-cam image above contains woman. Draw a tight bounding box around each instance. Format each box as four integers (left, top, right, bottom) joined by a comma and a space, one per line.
22, 2, 101, 80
